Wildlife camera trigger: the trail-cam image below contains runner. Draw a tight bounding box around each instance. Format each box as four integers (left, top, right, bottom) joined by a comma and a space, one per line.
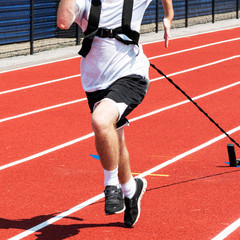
57, 0, 174, 227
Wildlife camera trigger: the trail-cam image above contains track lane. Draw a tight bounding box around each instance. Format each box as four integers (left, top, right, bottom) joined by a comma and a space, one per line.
0, 76, 84, 119
148, 40, 240, 80
143, 143, 240, 240
143, 27, 240, 58
131, 56, 240, 120
0, 102, 91, 166
0, 58, 81, 92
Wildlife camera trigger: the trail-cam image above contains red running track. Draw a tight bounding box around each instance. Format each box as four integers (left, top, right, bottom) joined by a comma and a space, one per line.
0, 27, 240, 240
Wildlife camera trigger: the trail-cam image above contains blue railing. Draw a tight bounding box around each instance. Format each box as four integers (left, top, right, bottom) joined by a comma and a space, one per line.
0, 1, 58, 46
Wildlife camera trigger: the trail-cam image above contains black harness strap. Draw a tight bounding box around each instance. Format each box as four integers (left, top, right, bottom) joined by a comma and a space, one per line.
122, 0, 132, 29
114, 0, 139, 46
78, 0, 101, 57
79, 0, 140, 58
120, 0, 139, 44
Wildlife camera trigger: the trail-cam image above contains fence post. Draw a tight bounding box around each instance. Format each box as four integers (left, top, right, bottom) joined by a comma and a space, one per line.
212, 0, 215, 23
76, 24, 81, 45
237, 0, 239, 19
30, 0, 34, 55
185, 0, 188, 27
156, 0, 159, 33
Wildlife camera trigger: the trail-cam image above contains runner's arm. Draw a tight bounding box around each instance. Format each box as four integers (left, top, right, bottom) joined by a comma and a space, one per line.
161, 0, 174, 47
57, 0, 78, 30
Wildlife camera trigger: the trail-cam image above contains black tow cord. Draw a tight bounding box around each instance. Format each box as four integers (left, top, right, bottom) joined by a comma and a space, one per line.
150, 63, 240, 149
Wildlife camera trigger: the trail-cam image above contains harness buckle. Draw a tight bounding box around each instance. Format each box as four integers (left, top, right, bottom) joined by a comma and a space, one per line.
98, 28, 115, 38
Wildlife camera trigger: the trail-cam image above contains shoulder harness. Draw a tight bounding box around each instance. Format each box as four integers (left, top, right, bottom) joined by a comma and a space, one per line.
79, 0, 140, 57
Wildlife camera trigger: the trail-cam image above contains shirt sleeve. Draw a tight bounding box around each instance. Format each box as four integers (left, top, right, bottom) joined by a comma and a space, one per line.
75, 0, 85, 26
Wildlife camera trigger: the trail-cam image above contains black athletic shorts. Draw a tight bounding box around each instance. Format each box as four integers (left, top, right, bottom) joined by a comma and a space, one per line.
86, 74, 149, 128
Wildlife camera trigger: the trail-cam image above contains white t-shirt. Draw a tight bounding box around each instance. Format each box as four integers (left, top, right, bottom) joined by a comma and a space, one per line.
75, 0, 152, 92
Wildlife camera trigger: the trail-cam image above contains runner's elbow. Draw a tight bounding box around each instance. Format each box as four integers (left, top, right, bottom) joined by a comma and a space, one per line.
57, 18, 71, 30
57, 9, 75, 30
58, 22, 69, 30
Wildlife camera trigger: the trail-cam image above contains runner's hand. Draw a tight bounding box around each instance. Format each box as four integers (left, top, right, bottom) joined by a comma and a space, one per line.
163, 17, 172, 48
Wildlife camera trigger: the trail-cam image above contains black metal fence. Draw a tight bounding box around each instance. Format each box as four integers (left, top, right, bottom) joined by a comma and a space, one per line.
0, 0, 239, 58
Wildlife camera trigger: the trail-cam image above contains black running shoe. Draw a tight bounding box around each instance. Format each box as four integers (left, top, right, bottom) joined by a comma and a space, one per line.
104, 185, 125, 215
124, 178, 147, 227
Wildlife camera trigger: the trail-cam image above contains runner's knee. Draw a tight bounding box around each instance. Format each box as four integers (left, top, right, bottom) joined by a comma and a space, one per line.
91, 101, 119, 134
91, 114, 111, 133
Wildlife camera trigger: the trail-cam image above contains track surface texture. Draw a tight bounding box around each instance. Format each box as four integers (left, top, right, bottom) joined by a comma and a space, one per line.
1, 23, 240, 240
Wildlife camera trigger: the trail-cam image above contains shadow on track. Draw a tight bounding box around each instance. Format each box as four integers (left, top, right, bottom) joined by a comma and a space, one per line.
1, 211, 125, 239
146, 169, 240, 192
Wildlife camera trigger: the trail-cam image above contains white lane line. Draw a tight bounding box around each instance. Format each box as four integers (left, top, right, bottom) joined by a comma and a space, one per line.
130, 80, 240, 123
1, 25, 239, 74
150, 55, 240, 83
148, 37, 240, 60
138, 126, 240, 178
212, 218, 240, 240
8, 193, 104, 240
0, 56, 80, 74
0, 74, 81, 95
0, 133, 94, 171
1, 37, 239, 96
8, 125, 240, 240
0, 98, 87, 123
143, 26, 240, 46
1, 55, 239, 124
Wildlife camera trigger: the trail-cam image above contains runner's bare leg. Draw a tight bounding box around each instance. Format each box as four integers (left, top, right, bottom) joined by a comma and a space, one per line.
91, 100, 131, 184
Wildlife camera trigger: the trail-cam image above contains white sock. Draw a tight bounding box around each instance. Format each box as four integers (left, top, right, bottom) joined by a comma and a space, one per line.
103, 167, 119, 186
121, 176, 136, 199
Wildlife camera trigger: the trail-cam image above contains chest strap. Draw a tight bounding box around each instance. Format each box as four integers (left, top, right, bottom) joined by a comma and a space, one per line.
79, 0, 139, 58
